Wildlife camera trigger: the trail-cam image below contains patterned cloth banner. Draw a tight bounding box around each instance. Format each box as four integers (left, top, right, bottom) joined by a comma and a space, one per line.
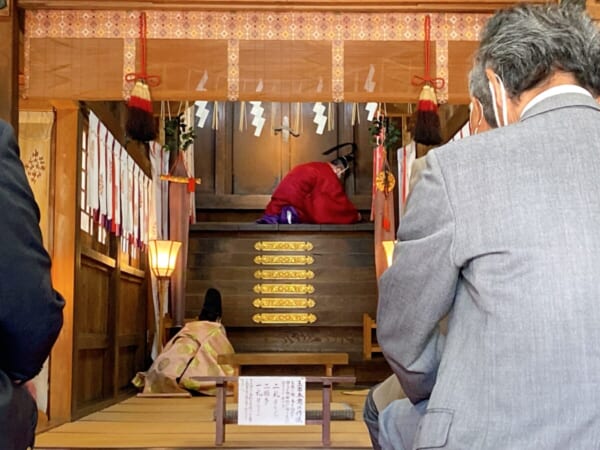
82, 114, 151, 249
18, 110, 55, 415
112, 141, 121, 235
98, 123, 108, 227
119, 147, 130, 250
86, 112, 99, 218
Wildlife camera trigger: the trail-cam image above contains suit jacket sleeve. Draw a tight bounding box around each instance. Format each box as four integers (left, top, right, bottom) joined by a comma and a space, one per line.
376, 151, 457, 404
0, 120, 65, 382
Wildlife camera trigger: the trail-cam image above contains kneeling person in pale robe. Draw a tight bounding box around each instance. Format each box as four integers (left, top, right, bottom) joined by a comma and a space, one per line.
133, 288, 235, 395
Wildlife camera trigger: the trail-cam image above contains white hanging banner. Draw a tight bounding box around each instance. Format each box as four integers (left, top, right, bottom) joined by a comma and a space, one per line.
86, 112, 99, 216
313, 102, 327, 135
365, 102, 378, 121
195, 100, 210, 128
250, 101, 265, 137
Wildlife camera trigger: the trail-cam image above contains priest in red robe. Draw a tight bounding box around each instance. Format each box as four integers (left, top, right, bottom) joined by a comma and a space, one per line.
258, 155, 361, 224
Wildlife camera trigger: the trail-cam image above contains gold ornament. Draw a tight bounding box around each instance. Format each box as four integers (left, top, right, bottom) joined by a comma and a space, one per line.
375, 170, 396, 193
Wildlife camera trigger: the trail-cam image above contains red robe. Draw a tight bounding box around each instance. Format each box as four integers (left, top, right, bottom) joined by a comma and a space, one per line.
264, 162, 359, 224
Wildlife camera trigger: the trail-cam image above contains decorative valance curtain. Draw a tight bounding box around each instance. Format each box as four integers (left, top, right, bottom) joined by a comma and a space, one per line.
23, 10, 488, 104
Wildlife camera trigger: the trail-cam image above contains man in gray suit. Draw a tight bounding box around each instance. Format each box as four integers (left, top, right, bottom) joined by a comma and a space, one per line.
363, 58, 497, 450
377, 4, 600, 450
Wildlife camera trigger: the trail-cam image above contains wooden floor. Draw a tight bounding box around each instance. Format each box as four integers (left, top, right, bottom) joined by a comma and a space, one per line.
35, 388, 374, 449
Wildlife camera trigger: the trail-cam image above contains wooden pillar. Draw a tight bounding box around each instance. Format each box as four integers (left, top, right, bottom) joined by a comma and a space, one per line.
48, 100, 79, 423
0, 0, 19, 127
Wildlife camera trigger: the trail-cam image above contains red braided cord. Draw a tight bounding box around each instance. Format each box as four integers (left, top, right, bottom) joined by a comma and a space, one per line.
411, 14, 445, 90
139, 12, 147, 79
124, 12, 161, 87
424, 15, 431, 81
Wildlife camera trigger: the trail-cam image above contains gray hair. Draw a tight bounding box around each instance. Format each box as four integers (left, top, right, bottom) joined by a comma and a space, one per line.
474, 4, 600, 99
468, 64, 497, 128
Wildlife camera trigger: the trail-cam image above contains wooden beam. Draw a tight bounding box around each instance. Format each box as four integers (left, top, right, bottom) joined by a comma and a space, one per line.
0, 0, 18, 127
48, 100, 79, 424
17, 0, 551, 13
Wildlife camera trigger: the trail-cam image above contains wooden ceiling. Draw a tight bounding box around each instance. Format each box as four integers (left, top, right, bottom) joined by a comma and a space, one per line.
17, 0, 550, 13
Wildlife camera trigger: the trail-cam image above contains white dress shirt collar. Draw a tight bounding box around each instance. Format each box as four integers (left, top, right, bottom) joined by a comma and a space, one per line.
521, 84, 592, 118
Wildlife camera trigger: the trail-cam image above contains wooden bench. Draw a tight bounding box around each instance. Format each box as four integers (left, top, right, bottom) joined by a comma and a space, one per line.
217, 352, 349, 401
217, 352, 349, 377
192, 375, 356, 447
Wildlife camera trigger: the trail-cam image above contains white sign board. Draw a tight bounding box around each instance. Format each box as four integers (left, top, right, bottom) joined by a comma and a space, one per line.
237, 376, 306, 426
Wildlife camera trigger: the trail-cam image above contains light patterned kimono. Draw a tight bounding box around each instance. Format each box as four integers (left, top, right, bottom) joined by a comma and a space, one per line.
132, 321, 235, 395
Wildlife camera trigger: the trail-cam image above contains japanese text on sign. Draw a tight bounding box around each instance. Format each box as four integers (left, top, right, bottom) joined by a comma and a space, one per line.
238, 376, 306, 426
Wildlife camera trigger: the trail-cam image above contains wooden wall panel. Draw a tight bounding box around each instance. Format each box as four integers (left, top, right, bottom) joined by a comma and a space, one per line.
73, 257, 113, 412
116, 273, 147, 393
231, 102, 342, 195
69, 109, 149, 419
192, 101, 218, 195
28, 38, 124, 100
186, 225, 377, 360
75, 349, 110, 406
231, 102, 284, 195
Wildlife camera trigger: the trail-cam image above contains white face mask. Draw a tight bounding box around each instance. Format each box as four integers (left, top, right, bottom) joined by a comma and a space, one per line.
488, 73, 509, 127
468, 99, 483, 135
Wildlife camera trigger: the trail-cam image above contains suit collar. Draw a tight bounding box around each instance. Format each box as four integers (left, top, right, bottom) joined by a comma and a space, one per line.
520, 90, 600, 121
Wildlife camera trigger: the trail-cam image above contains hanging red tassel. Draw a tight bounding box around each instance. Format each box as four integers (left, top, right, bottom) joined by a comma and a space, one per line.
411, 15, 445, 146
126, 79, 156, 142
125, 12, 160, 142
414, 84, 441, 145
